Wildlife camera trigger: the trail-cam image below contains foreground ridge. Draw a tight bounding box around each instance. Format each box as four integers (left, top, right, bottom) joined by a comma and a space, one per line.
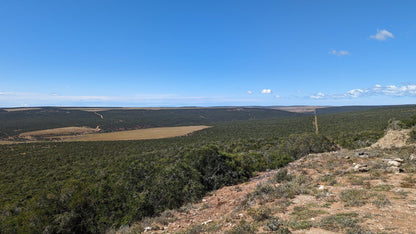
122, 131, 416, 233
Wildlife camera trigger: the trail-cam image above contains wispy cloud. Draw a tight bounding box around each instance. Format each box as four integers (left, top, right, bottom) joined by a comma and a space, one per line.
261, 89, 272, 94
370, 29, 394, 41
310, 92, 325, 99
0, 91, 265, 107
247, 90, 253, 95
346, 89, 367, 98
329, 49, 350, 56
309, 83, 416, 100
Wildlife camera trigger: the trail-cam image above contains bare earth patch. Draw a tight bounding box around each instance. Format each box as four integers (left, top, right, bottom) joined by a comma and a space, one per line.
57, 125, 210, 142
19, 126, 100, 139
371, 129, 410, 148
271, 106, 328, 113
2, 107, 42, 112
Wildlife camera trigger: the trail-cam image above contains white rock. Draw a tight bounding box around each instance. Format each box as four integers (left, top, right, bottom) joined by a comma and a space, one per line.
388, 160, 401, 167
318, 185, 325, 190
386, 166, 400, 174
394, 158, 404, 162
202, 199, 207, 202
202, 220, 213, 225
144, 226, 152, 232
410, 154, 416, 160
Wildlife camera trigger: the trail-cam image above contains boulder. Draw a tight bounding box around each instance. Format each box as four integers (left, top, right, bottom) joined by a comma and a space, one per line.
388, 160, 401, 167
386, 166, 401, 174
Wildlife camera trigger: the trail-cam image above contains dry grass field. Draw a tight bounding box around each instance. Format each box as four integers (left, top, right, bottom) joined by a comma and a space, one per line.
62, 107, 202, 112
54, 125, 210, 142
19, 126, 100, 139
2, 108, 42, 112
271, 106, 328, 113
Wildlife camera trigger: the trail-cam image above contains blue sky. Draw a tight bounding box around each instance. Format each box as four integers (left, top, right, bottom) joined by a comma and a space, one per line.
1, 0, 416, 107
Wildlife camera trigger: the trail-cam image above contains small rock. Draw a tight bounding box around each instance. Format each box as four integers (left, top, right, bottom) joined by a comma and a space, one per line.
202, 220, 213, 225
318, 185, 325, 190
344, 156, 350, 159
410, 154, 416, 160
386, 166, 400, 174
311, 218, 315, 221
394, 158, 404, 162
202, 199, 207, 202
388, 160, 401, 167
356, 152, 368, 158
144, 226, 152, 232
353, 164, 369, 172
238, 213, 244, 218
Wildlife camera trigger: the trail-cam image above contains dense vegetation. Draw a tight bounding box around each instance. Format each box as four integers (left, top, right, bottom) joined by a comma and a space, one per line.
1, 105, 416, 233
0, 107, 302, 138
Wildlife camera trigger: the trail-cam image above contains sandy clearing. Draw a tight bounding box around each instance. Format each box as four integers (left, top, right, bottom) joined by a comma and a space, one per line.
271, 106, 329, 113
55, 125, 211, 142
61, 107, 204, 112
19, 126, 100, 138
2, 108, 42, 112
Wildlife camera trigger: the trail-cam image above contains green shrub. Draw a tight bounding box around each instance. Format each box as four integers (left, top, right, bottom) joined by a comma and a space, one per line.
275, 168, 293, 183
247, 207, 271, 221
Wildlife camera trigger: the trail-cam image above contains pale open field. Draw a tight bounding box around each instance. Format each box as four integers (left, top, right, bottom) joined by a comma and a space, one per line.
271, 106, 328, 113
2, 108, 42, 112
19, 126, 100, 138
54, 125, 210, 142
62, 107, 202, 112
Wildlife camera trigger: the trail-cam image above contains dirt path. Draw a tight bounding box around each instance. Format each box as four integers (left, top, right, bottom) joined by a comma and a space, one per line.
94, 112, 104, 119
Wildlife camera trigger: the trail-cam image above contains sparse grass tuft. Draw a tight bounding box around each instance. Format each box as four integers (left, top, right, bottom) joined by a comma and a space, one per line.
182, 221, 222, 234
317, 174, 338, 186
339, 189, 372, 207
290, 206, 328, 220
247, 207, 271, 221
400, 174, 416, 188
319, 213, 364, 233
289, 220, 313, 230
227, 220, 256, 234
372, 193, 392, 208
265, 217, 290, 232
373, 184, 392, 191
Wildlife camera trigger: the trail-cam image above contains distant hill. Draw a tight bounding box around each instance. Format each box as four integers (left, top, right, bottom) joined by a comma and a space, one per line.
0, 107, 303, 138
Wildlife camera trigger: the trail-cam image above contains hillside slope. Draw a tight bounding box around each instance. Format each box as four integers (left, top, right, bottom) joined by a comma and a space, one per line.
124, 131, 416, 233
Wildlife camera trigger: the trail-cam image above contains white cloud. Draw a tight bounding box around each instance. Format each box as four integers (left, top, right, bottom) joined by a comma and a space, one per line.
338, 50, 350, 56
261, 89, 272, 94
375, 84, 416, 96
0, 91, 267, 107
346, 89, 367, 98
247, 90, 253, 95
310, 92, 325, 99
329, 49, 350, 56
308, 83, 416, 100
370, 29, 394, 41
275, 94, 281, 98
